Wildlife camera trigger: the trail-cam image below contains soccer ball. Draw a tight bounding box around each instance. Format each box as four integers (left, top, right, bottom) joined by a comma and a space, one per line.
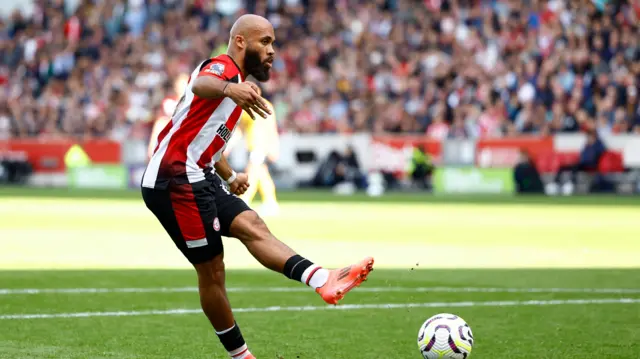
417, 313, 474, 359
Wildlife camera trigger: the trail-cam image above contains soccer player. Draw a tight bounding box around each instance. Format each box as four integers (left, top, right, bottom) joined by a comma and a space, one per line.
234, 85, 280, 215
141, 14, 374, 359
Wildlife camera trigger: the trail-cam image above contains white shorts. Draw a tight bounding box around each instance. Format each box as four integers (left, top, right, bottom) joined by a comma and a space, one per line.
249, 150, 266, 165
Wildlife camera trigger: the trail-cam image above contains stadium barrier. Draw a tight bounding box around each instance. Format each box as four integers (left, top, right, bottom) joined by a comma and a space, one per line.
2, 134, 640, 194
432, 167, 515, 194
0, 138, 122, 187
277, 133, 640, 194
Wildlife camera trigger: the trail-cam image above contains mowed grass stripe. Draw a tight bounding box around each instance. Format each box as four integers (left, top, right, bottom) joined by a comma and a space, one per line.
2, 198, 639, 270
2, 286, 640, 295
2, 298, 638, 320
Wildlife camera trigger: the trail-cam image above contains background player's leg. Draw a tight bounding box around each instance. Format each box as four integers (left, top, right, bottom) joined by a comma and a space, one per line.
240, 163, 259, 205
194, 254, 253, 359
256, 164, 279, 211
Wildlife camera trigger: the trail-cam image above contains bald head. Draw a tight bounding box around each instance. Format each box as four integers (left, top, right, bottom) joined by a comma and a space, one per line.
229, 14, 273, 43
227, 14, 276, 82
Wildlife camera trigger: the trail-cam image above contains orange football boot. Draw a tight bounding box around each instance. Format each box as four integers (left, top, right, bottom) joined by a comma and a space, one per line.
244, 355, 256, 359
316, 257, 375, 305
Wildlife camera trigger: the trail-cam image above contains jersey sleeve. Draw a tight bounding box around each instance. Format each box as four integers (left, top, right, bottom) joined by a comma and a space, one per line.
197, 58, 233, 80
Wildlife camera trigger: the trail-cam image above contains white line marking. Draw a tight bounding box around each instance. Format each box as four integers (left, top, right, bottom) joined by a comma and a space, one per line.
1, 286, 640, 295
1, 298, 638, 320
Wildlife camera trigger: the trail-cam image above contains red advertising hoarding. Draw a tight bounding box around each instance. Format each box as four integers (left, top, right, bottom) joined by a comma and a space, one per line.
475, 137, 554, 168
0, 139, 121, 172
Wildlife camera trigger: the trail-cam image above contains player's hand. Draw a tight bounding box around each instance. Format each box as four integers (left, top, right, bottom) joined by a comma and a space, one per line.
225, 83, 271, 120
229, 172, 249, 195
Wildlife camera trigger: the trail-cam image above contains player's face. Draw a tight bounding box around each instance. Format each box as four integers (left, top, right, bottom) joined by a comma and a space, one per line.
245, 30, 275, 82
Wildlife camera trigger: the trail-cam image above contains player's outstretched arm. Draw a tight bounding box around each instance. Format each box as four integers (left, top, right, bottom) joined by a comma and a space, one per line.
191, 76, 230, 100
193, 78, 271, 120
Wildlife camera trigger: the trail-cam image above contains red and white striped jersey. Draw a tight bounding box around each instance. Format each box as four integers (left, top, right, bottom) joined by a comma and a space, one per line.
142, 54, 244, 189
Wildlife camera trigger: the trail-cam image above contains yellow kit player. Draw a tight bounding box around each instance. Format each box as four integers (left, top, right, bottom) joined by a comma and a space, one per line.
235, 86, 280, 215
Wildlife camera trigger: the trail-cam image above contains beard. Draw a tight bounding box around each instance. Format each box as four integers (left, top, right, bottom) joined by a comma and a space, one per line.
245, 46, 271, 82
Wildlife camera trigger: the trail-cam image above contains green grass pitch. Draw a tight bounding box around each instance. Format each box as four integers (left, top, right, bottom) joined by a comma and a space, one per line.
0, 189, 639, 358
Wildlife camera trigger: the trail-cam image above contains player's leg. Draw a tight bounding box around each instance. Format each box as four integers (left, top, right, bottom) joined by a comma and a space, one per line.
142, 184, 254, 359
256, 163, 279, 214
229, 210, 373, 305
241, 149, 267, 206
240, 162, 259, 205
194, 255, 253, 359
213, 175, 374, 305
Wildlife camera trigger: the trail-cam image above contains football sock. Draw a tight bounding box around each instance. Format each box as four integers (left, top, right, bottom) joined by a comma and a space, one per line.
303, 265, 330, 289
216, 323, 252, 359
283, 255, 329, 289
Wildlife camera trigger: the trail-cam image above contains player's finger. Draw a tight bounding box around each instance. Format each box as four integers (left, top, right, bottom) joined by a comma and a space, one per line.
249, 104, 267, 119
255, 97, 272, 115
247, 82, 260, 92
242, 106, 255, 120
247, 88, 259, 99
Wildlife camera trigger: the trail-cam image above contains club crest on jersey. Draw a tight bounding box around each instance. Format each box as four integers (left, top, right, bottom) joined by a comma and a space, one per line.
213, 217, 220, 231
206, 63, 225, 76
216, 124, 232, 142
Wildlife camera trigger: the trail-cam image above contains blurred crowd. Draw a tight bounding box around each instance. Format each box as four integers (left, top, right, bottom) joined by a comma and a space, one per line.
1, 0, 640, 141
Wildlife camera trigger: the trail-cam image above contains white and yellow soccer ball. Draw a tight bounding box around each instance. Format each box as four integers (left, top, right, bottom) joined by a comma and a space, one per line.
417, 313, 474, 359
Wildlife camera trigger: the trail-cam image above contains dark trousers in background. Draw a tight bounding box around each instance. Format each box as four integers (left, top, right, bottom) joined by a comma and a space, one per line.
514, 163, 543, 194
0, 159, 33, 185
411, 164, 433, 190
554, 163, 593, 184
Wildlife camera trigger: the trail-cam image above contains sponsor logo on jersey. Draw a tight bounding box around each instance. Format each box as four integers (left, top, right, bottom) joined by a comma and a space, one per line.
206, 63, 225, 76
216, 124, 232, 142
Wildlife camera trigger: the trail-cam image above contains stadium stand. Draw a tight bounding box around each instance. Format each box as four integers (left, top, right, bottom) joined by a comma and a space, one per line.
1, 0, 639, 139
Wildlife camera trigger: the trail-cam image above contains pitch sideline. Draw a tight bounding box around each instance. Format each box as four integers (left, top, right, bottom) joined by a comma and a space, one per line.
1, 298, 639, 320
1, 286, 640, 295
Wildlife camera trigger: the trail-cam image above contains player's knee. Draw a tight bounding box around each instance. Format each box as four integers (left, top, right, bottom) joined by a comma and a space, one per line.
246, 211, 272, 242
194, 255, 225, 285
234, 210, 272, 243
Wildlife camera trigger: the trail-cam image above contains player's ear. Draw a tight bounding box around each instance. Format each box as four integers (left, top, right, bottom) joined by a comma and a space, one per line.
235, 35, 246, 50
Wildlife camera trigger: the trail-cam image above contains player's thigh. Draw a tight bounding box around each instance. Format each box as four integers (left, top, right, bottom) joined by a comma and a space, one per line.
142, 183, 223, 264
210, 174, 253, 237
227, 209, 272, 243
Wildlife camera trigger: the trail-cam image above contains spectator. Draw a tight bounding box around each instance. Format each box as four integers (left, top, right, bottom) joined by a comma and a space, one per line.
0, 0, 638, 139
513, 149, 543, 194
308, 145, 366, 190
549, 129, 607, 195
409, 146, 434, 190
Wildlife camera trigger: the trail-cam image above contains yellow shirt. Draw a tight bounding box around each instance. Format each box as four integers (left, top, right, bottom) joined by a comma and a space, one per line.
240, 100, 278, 153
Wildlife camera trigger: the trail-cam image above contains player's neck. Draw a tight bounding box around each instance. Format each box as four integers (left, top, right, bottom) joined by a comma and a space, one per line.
225, 51, 247, 80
